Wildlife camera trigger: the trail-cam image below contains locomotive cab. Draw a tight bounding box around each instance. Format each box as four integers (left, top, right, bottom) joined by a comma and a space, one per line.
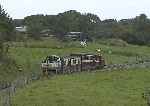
41, 55, 62, 74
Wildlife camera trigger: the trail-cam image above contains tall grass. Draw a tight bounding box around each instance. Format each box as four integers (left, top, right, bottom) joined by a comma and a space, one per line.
12, 68, 150, 106
1, 37, 150, 81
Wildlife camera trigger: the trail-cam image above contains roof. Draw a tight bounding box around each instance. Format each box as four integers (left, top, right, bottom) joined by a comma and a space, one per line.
70, 53, 95, 56
65, 32, 82, 37
68, 32, 82, 34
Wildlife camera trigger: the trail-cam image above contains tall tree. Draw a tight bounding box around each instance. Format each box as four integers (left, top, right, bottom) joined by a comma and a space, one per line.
55, 10, 81, 35
0, 5, 14, 41
0, 5, 14, 57
24, 15, 45, 39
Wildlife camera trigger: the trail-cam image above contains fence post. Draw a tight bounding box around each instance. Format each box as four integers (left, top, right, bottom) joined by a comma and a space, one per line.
0, 72, 41, 106
1, 88, 11, 106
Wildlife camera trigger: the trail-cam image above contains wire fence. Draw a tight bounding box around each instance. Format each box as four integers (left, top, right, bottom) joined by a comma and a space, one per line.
0, 73, 41, 106
1, 58, 150, 106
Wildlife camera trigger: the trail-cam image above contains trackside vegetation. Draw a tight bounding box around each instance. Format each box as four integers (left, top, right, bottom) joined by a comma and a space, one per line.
1, 37, 150, 82
12, 68, 150, 106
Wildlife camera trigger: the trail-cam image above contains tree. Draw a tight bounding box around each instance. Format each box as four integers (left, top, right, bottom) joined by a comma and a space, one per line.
54, 10, 81, 38
24, 15, 45, 39
0, 5, 14, 57
0, 5, 14, 41
129, 14, 150, 45
23, 10, 101, 40
22, 10, 150, 45
97, 19, 118, 38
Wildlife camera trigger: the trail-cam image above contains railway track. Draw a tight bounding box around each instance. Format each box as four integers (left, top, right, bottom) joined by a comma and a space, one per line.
102, 61, 150, 71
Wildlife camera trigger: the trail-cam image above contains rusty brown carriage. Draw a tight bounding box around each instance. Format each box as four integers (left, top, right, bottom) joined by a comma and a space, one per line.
70, 53, 105, 71
62, 56, 81, 74
41, 53, 105, 76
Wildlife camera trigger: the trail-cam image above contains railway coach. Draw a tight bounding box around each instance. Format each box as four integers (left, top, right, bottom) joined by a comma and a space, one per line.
41, 53, 105, 76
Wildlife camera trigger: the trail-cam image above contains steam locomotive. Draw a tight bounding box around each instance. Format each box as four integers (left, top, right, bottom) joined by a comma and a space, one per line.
41, 53, 105, 75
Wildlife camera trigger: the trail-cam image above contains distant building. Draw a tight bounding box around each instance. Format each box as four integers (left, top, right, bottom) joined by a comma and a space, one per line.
40, 29, 54, 37
65, 32, 82, 40
15, 26, 27, 33
65, 32, 92, 41
65, 32, 82, 37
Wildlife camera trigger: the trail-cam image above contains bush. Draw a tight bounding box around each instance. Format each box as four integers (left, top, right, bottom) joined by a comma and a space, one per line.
98, 39, 128, 47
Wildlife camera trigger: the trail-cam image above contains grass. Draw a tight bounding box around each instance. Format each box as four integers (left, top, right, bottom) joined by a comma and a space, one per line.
1, 37, 150, 82
12, 68, 150, 106
1, 37, 150, 106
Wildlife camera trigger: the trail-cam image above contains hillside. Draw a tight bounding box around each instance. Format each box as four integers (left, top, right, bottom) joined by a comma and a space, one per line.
0, 37, 150, 106
1, 37, 150, 82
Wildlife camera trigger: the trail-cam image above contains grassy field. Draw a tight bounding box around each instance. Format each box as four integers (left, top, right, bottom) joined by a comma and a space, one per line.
1, 37, 150, 81
1, 37, 150, 106
12, 68, 150, 106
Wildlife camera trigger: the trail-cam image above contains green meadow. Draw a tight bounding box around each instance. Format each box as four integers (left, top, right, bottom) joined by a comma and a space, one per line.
1, 37, 150, 81
12, 68, 150, 106
0, 37, 150, 106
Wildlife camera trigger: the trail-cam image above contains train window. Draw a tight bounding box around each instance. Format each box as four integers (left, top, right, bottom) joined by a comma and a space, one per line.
95, 56, 100, 61
92, 56, 96, 60
71, 59, 76, 65
78, 59, 81, 64
73, 59, 76, 64
42, 59, 47, 63
87, 55, 94, 60
46, 56, 60, 63
64, 59, 69, 66
76, 59, 79, 64
82, 55, 95, 60
83, 56, 89, 60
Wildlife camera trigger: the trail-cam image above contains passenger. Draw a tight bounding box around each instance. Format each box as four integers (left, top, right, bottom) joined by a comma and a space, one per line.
96, 48, 102, 56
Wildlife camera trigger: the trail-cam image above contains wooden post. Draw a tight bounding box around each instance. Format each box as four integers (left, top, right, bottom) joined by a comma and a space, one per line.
56, 69, 58, 75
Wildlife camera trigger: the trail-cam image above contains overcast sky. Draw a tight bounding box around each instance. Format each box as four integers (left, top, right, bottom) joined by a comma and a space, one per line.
0, 0, 150, 20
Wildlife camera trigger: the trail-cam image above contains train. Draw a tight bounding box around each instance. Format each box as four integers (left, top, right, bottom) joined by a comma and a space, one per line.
41, 53, 105, 75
